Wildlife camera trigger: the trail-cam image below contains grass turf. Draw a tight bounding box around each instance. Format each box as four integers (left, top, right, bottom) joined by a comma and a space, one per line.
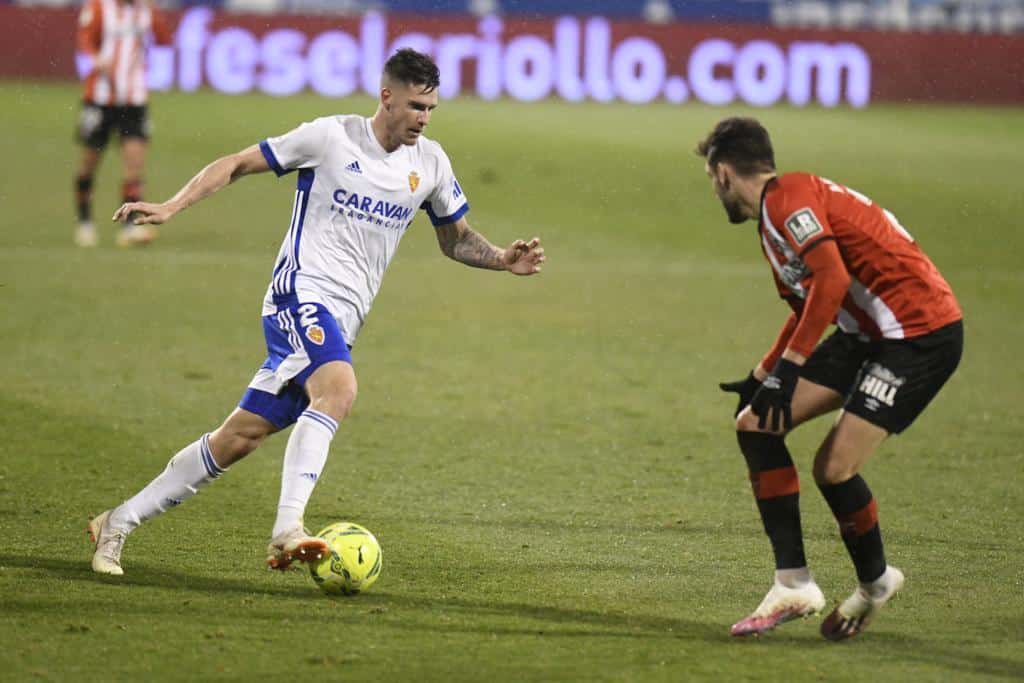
1, 82, 1022, 681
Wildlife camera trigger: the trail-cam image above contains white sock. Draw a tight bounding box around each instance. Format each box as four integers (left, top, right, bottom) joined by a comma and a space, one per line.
271, 409, 337, 538
109, 433, 226, 532
776, 567, 813, 588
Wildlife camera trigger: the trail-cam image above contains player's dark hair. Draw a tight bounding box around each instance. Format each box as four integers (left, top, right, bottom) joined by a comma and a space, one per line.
383, 48, 440, 93
696, 117, 776, 176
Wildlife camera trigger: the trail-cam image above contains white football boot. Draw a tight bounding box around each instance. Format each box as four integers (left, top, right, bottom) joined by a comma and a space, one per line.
116, 224, 158, 247
75, 222, 98, 247
266, 526, 328, 571
88, 509, 126, 576
821, 566, 905, 641
731, 578, 826, 636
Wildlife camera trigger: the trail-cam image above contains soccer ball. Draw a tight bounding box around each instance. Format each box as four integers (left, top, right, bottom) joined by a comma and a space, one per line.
309, 522, 382, 595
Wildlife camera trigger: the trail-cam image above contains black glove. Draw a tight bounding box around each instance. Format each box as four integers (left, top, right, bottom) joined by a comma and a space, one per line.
719, 372, 761, 417
749, 359, 801, 431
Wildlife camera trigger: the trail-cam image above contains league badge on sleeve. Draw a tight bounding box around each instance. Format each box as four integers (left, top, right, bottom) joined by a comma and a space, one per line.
785, 208, 824, 246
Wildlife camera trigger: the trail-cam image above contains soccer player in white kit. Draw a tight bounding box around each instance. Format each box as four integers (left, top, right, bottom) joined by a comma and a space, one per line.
88, 49, 545, 575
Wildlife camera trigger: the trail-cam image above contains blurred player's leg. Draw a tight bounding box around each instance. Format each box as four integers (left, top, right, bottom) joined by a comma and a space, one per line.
116, 136, 158, 247
88, 409, 275, 574
74, 147, 103, 247
731, 379, 844, 636
266, 361, 355, 570
74, 103, 109, 247
813, 411, 902, 641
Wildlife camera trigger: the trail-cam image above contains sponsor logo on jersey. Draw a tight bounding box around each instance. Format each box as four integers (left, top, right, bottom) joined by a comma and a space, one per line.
785, 208, 824, 246
345, 160, 362, 174
779, 258, 810, 293
408, 171, 420, 193
331, 188, 415, 225
857, 363, 904, 409
305, 324, 325, 345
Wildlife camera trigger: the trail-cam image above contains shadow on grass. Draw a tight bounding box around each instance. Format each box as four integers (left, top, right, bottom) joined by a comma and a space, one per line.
4, 552, 1024, 679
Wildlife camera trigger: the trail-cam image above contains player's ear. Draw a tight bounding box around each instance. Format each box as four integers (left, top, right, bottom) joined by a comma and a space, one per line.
715, 163, 731, 190
381, 87, 392, 112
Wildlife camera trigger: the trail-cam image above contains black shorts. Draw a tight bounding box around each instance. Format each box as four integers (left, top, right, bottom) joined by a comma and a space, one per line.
77, 102, 150, 149
800, 320, 963, 434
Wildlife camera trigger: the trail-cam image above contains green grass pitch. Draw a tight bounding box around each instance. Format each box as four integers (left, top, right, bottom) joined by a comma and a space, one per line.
1, 81, 1022, 681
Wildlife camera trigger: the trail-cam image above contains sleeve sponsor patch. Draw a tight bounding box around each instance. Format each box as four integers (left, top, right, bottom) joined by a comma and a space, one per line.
784, 208, 824, 246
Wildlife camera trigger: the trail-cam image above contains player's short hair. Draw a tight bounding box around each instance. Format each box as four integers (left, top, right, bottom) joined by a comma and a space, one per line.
383, 48, 440, 94
696, 117, 776, 176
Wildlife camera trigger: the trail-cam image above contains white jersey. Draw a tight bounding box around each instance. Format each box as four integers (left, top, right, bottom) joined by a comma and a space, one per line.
258, 115, 469, 343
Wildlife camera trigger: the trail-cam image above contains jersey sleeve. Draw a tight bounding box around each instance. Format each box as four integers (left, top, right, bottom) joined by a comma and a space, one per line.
422, 145, 470, 226
149, 4, 174, 46
765, 178, 833, 257
77, 0, 103, 55
259, 118, 332, 177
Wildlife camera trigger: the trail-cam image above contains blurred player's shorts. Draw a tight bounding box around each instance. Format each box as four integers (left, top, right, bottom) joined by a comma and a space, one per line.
77, 102, 150, 149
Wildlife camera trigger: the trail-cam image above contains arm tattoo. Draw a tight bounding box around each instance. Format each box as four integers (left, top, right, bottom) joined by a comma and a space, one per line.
437, 223, 505, 270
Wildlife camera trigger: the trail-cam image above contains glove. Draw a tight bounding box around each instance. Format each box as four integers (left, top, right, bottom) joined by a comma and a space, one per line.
719, 372, 761, 417
749, 359, 801, 431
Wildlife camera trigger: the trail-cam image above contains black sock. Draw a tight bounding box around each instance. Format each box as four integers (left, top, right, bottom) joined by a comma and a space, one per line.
818, 475, 887, 583
75, 175, 93, 222
737, 431, 806, 569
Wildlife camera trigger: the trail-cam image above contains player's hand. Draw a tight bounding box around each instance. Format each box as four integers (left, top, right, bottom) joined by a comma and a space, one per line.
112, 201, 176, 226
749, 359, 801, 432
503, 237, 545, 275
91, 57, 112, 77
719, 372, 761, 417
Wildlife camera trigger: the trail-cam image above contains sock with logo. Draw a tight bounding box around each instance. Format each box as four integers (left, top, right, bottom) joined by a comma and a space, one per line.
75, 174, 94, 222
109, 433, 226, 532
272, 409, 337, 538
737, 431, 807, 569
818, 475, 887, 582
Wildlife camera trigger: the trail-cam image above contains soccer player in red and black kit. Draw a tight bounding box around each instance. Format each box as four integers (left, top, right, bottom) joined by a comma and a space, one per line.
74, 0, 172, 248
697, 118, 963, 641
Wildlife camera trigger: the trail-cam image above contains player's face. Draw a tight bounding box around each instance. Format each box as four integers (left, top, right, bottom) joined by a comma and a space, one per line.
706, 161, 748, 224
382, 82, 439, 146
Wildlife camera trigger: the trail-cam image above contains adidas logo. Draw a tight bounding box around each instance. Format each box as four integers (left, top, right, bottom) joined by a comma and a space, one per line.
300, 472, 319, 483
345, 160, 362, 174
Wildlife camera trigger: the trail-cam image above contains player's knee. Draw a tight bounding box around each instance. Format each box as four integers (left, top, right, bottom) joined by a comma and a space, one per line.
735, 407, 756, 432
311, 384, 357, 423
812, 451, 859, 485
735, 407, 788, 435
210, 422, 271, 464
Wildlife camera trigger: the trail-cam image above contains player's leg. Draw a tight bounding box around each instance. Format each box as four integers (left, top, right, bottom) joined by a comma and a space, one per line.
89, 408, 279, 575
729, 380, 841, 635
266, 360, 356, 569
73, 103, 109, 246
730, 330, 869, 636
115, 107, 157, 247
254, 302, 355, 569
812, 411, 904, 640
816, 321, 963, 641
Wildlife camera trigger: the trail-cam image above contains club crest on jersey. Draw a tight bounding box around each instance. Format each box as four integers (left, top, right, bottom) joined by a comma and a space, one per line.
305, 324, 325, 346
408, 171, 420, 193
785, 208, 824, 246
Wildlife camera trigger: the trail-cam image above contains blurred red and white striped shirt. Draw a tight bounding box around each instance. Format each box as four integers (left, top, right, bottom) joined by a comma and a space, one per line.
77, 0, 172, 106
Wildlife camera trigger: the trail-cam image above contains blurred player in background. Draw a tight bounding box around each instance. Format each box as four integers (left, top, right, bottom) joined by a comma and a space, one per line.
698, 117, 962, 641
87, 49, 545, 575
74, 0, 172, 248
